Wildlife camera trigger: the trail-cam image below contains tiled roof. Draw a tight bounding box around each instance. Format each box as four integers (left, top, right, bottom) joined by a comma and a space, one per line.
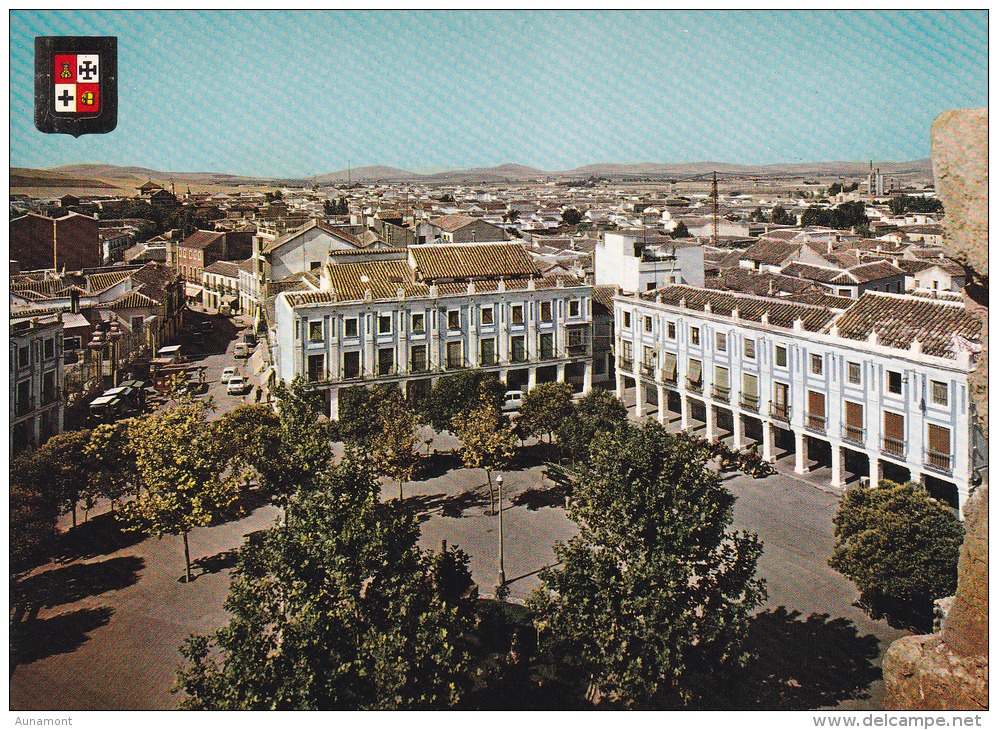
831, 292, 981, 358
204, 260, 240, 278
178, 230, 224, 251
86, 270, 132, 293
262, 219, 362, 254
637, 285, 836, 332
844, 261, 904, 284
781, 262, 844, 284
706, 268, 814, 297
592, 285, 619, 316
429, 215, 478, 232
740, 239, 800, 265
110, 291, 159, 309
410, 242, 537, 282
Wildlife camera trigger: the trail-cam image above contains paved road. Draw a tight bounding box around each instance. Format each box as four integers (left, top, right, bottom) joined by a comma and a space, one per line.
10, 363, 910, 710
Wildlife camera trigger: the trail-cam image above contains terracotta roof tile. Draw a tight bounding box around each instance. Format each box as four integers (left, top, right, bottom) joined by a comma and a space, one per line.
410, 242, 537, 282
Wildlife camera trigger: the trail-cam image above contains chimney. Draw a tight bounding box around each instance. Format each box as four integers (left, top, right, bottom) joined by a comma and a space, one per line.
70, 288, 80, 314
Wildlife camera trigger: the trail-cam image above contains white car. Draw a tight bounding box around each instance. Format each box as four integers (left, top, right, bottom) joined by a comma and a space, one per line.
502, 390, 524, 413
220, 367, 236, 383
226, 375, 247, 395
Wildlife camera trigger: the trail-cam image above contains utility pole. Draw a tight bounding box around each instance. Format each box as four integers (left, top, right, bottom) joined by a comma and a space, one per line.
711, 171, 719, 247
497, 473, 506, 594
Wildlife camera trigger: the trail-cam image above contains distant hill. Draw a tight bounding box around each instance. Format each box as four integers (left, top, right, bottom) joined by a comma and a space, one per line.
11, 158, 933, 194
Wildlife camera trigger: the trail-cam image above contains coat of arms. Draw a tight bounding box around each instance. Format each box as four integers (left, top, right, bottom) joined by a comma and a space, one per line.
35, 36, 117, 136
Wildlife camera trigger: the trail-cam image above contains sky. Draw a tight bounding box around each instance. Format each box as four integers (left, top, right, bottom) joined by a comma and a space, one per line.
9, 10, 989, 177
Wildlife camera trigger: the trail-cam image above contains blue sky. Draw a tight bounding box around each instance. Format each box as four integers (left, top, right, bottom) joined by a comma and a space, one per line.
9, 10, 988, 177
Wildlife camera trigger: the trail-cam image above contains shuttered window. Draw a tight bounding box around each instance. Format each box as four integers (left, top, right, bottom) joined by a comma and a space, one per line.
845, 401, 863, 427
687, 359, 702, 384
742, 373, 758, 397
663, 353, 677, 380
928, 424, 950, 453
807, 390, 825, 417
714, 366, 729, 389
884, 411, 905, 440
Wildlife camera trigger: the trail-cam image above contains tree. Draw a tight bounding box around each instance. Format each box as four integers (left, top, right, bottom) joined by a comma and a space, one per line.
800, 201, 868, 230
452, 396, 518, 515
503, 209, 520, 224
368, 387, 422, 500
175, 458, 477, 709
258, 377, 332, 513
889, 194, 943, 216
670, 220, 691, 238
556, 389, 629, 464
122, 403, 241, 582
423, 371, 503, 433
336, 383, 409, 448
770, 205, 794, 226
210, 405, 281, 490
561, 207, 583, 226
529, 422, 765, 707
747, 206, 766, 222
10, 453, 59, 575
829, 480, 964, 604
519, 381, 575, 445
33, 430, 95, 527
87, 418, 139, 512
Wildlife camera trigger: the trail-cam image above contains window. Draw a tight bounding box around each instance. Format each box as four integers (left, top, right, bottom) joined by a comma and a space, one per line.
540, 301, 553, 323
446, 341, 463, 369
540, 333, 555, 360
410, 345, 427, 373
42, 371, 56, 405
621, 340, 634, 366
775, 345, 787, 368
342, 351, 360, 379
310, 261, 321, 271
377, 347, 394, 376
887, 370, 902, 395
511, 305, 524, 325
344, 318, 358, 338
690, 327, 700, 346
667, 321, 676, 340
43, 338, 55, 360
511, 335, 526, 363
931, 380, 948, 406
64, 336, 81, 351
662, 353, 678, 383
130, 316, 144, 330
307, 353, 325, 382
644, 316, 653, 333
411, 313, 425, 334
623, 311, 632, 329
847, 361, 861, 385
480, 338, 496, 365
308, 320, 323, 342
16, 380, 31, 416
744, 338, 756, 359
378, 315, 392, 335
713, 365, 730, 400
480, 306, 494, 325
646, 282, 656, 292
716, 331, 727, 352
810, 354, 823, 376
447, 310, 461, 330
18, 345, 29, 368
569, 299, 581, 317
838, 288, 851, 297
567, 327, 587, 354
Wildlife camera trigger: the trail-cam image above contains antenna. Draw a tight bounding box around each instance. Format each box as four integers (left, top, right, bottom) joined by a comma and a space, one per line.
711, 171, 719, 247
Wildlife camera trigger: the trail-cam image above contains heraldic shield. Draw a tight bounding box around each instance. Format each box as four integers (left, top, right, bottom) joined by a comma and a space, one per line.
35, 36, 117, 137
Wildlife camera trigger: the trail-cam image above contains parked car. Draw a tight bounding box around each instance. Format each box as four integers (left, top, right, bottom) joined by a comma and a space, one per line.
502, 390, 524, 413
197, 320, 214, 333
234, 343, 250, 359
226, 375, 248, 395
221, 366, 237, 383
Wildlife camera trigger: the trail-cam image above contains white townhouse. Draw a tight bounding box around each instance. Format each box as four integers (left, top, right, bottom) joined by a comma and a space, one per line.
614, 285, 983, 517
274, 242, 594, 418
11, 312, 65, 454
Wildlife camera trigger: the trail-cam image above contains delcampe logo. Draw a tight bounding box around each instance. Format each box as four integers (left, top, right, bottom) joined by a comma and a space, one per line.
34, 35, 118, 137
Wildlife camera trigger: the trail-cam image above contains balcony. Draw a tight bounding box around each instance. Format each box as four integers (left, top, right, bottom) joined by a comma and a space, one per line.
686, 378, 703, 395
739, 393, 760, 413
805, 412, 826, 433
843, 425, 865, 446
711, 385, 730, 403
480, 355, 498, 367
568, 343, 590, 357
640, 362, 656, 377
410, 361, 429, 374
621, 357, 634, 371
924, 449, 953, 475
445, 358, 467, 371
769, 403, 790, 423
882, 436, 906, 459
15, 400, 33, 417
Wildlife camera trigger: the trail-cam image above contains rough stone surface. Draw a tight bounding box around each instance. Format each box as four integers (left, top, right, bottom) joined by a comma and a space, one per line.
882, 635, 988, 711
883, 108, 989, 711
931, 108, 989, 279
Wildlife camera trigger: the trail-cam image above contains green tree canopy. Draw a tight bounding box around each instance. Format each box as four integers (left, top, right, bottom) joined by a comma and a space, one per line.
175, 458, 477, 709
670, 220, 691, 238
87, 418, 140, 511
423, 371, 503, 433
770, 205, 795, 226
800, 201, 868, 230
561, 207, 583, 226
210, 404, 281, 489
367, 385, 422, 500
556, 389, 629, 464
889, 194, 944, 216
829, 480, 964, 603
529, 422, 765, 707
520, 381, 575, 444
33, 429, 96, 528
10, 453, 59, 575
452, 395, 518, 514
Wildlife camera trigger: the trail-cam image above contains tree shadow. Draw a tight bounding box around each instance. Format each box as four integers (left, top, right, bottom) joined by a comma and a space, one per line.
856, 593, 935, 634
689, 606, 882, 710
192, 548, 239, 577
14, 556, 145, 610
401, 488, 492, 521
510, 443, 555, 471
55, 512, 146, 562
10, 606, 114, 668
413, 451, 464, 481
512, 482, 572, 511
211, 486, 272, 525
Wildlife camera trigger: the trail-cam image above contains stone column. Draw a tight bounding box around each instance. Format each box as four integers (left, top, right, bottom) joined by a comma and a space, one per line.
762, 421, 774, 462
657, 384, 666, 425
615, 370, 625, 399
583, 362, 592, 394
634, 380, 644, 418
556, 362, 566, 382
528, 366, 537, 391
705, 403, 715, 440
680, 394, 690, 431
733, 413, 743, 450
329, 386, 340, 420
831, 443, 844, 489
795, 431, 807, 474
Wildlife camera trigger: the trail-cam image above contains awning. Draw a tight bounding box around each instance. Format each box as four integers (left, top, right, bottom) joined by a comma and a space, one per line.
663, 353, 677, 379
687, 359, 702, 383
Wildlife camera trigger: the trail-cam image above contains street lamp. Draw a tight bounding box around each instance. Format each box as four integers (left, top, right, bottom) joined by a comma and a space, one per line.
496, 473, 506, 593
108, 321, 123, 386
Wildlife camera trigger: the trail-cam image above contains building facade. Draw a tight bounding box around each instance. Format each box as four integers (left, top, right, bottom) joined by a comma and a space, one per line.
10, 313, 65, 453
614, 285, 982, 516
273, 243, 593, 418
595, 231, 705, 292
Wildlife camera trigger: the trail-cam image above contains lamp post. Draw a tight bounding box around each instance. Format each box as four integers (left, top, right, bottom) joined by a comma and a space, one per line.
108, 321, 123, 386
496, 473, 506, 593
88, 328, 106, 390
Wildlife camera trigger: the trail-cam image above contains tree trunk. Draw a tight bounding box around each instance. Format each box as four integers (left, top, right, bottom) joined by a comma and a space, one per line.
398, 479, 404, 502
486, 469, 496, 514
183, 530, 192, 583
